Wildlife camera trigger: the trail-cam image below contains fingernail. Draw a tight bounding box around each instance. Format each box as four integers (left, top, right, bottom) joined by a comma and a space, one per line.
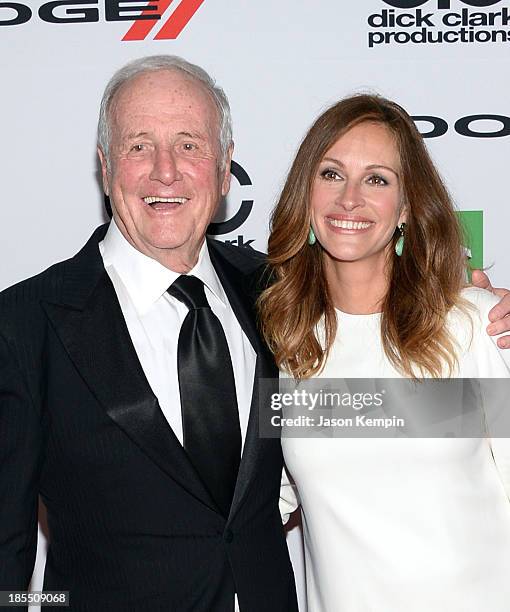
487, 324, 496, 335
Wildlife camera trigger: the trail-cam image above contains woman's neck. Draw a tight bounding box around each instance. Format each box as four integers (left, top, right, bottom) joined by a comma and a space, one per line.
324, 254, 389, 315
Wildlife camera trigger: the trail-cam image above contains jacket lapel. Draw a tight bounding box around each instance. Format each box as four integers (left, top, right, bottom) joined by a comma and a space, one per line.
208, 242, 278, 520
42, 225, 219, 514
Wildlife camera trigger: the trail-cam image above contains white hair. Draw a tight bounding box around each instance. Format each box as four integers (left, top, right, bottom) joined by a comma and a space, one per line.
97, 55, 233, 169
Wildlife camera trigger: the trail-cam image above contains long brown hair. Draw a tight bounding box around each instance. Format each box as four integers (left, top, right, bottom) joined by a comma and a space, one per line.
257, 94, 468, 379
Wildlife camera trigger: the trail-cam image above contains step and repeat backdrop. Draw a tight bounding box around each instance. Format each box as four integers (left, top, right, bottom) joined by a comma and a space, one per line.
1, 0, 509, 609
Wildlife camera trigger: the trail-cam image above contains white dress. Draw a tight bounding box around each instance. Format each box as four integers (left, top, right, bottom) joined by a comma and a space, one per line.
281, 287, 510, 612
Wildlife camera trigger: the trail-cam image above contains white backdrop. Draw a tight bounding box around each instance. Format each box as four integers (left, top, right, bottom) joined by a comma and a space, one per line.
1, 0, 509, 609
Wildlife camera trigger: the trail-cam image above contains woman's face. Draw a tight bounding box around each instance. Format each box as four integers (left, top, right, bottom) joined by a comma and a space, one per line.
310, 121, 406, 269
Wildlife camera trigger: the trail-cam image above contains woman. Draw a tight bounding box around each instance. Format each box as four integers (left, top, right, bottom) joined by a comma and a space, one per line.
258, 94, 510, 611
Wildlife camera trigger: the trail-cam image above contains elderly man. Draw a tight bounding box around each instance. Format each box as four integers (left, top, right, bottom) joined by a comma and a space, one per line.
0, 56, 297, 611
0, 55, 509, 611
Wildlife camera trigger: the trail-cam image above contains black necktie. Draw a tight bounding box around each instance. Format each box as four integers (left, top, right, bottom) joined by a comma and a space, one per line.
168, 275, 241, 517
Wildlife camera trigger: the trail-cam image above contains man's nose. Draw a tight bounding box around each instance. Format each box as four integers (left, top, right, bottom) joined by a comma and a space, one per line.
149, 148, 182, 184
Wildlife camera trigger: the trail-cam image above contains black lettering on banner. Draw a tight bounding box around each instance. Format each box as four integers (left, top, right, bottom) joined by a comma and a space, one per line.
105, 0, 160, 22
455, 114, 510, 138
412, 116, 449, 138
208, 160, 254, 236
224, 236, 256, 248
381, 0, 501, 7
0, 2, 31, 25
443, 12, 461, 25
460, 0, 501, 6
382, 0, 429, 8
368, 9, 434, 27
39, 1, 98, 23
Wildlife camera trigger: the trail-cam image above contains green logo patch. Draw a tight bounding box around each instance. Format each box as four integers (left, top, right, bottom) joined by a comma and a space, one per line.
457, 210, 483, 280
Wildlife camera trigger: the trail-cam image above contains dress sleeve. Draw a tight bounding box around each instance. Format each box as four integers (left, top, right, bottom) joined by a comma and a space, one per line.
466, 289, 510, 382
465, 289, 510, 500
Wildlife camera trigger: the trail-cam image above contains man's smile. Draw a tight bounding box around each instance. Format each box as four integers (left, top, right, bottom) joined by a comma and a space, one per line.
143, 196, 189, 205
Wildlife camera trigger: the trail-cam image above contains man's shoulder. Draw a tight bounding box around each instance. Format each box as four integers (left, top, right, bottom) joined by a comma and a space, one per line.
208, 238, 267, 275
0, 258, 71, 347
0, 224, 107, 324
0, 256, 74, 317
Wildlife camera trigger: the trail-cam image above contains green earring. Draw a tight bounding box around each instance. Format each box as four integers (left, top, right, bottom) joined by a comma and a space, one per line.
308, 226, 316, 246
395, 223, 406, 257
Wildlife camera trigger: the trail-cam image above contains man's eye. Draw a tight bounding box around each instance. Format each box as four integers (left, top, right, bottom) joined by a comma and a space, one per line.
367, 174, 388, 186
183, 143, 197, 151
131, 144, 145, 152
320, 169, 341, 181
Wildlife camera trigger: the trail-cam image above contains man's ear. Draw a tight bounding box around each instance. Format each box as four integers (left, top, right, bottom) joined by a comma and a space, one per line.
221, 143, 234, 197
97, 147, 110, 197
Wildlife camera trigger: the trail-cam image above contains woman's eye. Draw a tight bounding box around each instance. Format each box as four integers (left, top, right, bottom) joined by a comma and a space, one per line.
367, 174, 388, 186
183, 143, 197, 151
320, 169, 341, 181
131, 144, 145, 152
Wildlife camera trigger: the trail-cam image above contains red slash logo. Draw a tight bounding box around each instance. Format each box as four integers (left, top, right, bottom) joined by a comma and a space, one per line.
123, 0, 205, 41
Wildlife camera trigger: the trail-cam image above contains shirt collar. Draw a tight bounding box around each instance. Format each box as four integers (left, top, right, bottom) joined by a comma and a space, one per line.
100, 220, 227, 315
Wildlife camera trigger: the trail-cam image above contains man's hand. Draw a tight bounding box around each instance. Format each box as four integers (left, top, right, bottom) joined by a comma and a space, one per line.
472, 270, 510, 349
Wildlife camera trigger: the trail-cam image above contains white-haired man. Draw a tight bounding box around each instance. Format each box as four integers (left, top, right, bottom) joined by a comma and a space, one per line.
0, 56, 298, 611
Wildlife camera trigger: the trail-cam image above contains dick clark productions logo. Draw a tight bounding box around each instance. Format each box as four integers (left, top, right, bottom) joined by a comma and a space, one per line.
0, 0, 203, 40
368, 0, 510, 47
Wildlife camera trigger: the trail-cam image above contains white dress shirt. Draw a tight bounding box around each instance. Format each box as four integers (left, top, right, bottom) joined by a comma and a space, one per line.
99, 220, 256, 450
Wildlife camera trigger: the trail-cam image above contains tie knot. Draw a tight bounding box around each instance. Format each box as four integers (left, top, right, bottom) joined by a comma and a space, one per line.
168, 275, 209, 310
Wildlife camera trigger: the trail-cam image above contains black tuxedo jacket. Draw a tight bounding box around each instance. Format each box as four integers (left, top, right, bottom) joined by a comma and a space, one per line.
0, 224, 297, 612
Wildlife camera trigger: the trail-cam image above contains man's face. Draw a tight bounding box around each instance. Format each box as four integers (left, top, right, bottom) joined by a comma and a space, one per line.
99, 69, 232, 271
